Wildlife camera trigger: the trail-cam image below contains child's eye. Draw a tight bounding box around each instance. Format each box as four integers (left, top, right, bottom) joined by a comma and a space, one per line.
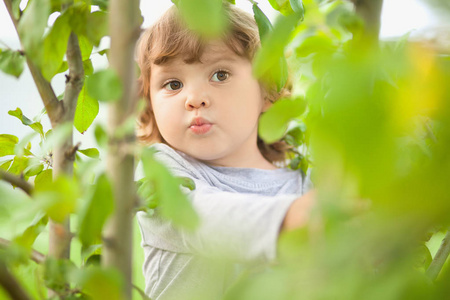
164, 80, 183, 91
211, 70, 229, 82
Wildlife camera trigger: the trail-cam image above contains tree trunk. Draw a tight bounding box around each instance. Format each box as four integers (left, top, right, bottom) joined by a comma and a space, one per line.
102, 0, 141, 298
352, 0, 384, 45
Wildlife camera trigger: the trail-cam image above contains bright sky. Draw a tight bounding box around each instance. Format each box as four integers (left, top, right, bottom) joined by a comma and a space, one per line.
0, 0, 448, 143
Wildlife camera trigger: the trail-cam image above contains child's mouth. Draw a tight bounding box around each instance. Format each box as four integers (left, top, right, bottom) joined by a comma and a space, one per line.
190, 123, 212, 134
189, 117, 213, 134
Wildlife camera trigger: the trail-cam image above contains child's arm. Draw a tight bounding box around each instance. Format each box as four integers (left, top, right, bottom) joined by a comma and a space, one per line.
281, 190, 317, 231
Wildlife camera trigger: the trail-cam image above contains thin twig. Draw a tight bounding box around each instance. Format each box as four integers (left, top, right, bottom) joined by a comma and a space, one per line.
3, 0, 63, 127
0, 261, 32, 300
426, 230, 450, 281
0, 170, 33, 195
0, 238, 45, 264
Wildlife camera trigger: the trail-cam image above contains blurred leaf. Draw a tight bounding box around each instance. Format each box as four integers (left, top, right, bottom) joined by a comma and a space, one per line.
92, 0, 109, 10
94, 123, 108, 147
18, 0, 51, 62
267, 0, 295, 16
78, 35, 94, 61
24, 163, 44, 177
44, 257, 77, 293
8, 108, 44, 138
259, 97, 306, 143
85, 11, 109, 47
176, 0, 226, 37
40, 123, 72, 154
13, 213, 48, 249
8, 156, 29, 176
74, 85, 99, 134
289, 0, 304, 15
78, 148, 100, 159
178, 176, 196, 191
41, 12, 71, 81
72, 266, 124, 300
78, 174, 114, 247
295, 34, 336, 57
11, 0, 21, 19
0, 159, 13, 170
0, 49, 25, 78
0, 134, 19, 157
253, 13, 299, 90
141, 149, 199, 230
34, 169, 52, 188
83, 59, 94, 76
86, 69, 123, 102
34, 175, 79, 223
252, 3, 273, 42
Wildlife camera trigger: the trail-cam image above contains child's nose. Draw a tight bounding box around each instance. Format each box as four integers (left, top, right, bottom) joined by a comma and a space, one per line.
185, 94, 210, 110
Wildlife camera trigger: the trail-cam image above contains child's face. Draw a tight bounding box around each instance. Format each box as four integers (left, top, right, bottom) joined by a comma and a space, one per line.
149, 41, 269, 167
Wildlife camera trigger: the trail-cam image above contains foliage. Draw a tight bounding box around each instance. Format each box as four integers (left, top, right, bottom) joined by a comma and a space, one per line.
1, 0, 449, 299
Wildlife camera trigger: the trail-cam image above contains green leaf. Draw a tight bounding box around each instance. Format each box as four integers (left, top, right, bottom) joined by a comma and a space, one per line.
34, 169, 52, 188
78, 35, 94, 61
83, 59, 94, 76
73, 266, 123, 300
94, 123, 108, 147
78, 174, 113, 247
252, 13, 299, 90
41, 13, 71, 81
34, 175, 79, 223
289, 0, 304, 15
74, 85, 99, 134
44, 257, 77, 293
0, 159, 13, 170
78, 148, 100, 158
40, 122, 72, 154
24, 163, 44, 177
85, 11, 109, 47
176, 0, 227, 38
92, 0, 109, 10
0, 50, 25, 78
8, 156, 30, 176
13, 213, 48, 249
8, 108, 45, 137
252, 3, 273, 42
141, 149, 199, 230
258, 97, 307, 143
86, 69, 123, 102
67, 2, 90, 36
296, 34, 336, 57
267, 0, 295, 16
18, 0, 51, 63
14, 131, 37, 157
178, 176, 196, 191
0, 134, 19, 157
11, 0, 21, 19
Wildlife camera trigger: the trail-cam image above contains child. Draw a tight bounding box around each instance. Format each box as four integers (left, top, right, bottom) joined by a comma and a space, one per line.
135, 3, 315, 299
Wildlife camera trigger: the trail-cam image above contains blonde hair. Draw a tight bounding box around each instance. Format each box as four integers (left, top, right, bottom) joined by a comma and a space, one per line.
136, 3, 290, 163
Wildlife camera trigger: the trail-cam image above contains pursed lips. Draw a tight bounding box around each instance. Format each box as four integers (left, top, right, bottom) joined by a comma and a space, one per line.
189, 117, 213, 134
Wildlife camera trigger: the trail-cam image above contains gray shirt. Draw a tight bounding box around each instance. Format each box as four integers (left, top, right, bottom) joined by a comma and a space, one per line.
136, 143, 312, 300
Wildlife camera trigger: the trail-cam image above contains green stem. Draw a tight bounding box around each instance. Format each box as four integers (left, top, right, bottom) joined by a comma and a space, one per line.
427, 230, 450, 281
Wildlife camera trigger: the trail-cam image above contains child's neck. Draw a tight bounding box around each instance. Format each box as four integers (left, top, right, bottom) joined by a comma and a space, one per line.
201, 150, 277, 170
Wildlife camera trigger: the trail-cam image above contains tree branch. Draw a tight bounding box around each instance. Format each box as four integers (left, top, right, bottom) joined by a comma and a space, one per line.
3, 0, 64, 128
102, 0, 141, 298
0, 170, 33, 195
0, 261, 32, 300
0, 238, 45, 264
427, 230, 450, 281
